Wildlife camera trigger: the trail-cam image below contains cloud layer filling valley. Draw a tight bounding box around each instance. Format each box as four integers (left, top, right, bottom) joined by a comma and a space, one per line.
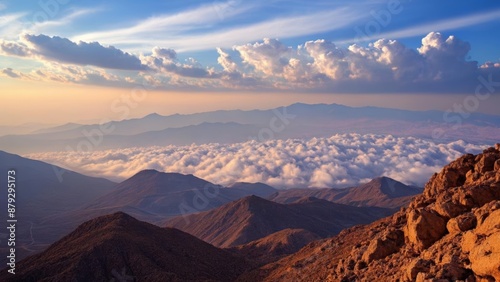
26, 134, 486, 189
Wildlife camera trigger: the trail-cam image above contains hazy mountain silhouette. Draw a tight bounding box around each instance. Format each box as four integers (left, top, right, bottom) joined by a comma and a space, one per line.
2, 103, 499, 153
0, 150, 116, 265
268, 177, 422, 208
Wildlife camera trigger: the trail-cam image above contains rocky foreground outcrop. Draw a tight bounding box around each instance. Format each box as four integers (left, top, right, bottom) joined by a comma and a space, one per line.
242, 144, 500, 282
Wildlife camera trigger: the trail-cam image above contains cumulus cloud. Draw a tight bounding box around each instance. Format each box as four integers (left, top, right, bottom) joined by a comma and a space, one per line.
2, 32, 499, 93
142, 46, 219, 79
1, 68, 21, 78
216, 48, 238, 73
1, 34, 146, 70
234, 38, 292, 76
26, 134, 486, 189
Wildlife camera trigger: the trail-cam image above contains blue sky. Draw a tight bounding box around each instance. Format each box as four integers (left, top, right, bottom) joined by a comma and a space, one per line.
2, 0, 499, 61
1, 0, 500, 124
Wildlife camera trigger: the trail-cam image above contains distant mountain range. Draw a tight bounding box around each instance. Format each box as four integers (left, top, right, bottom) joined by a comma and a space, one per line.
2, 103, 499, 153
269, 176, 422, 208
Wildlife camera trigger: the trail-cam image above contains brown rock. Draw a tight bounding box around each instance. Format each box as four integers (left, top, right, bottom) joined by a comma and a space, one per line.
475, 208, 500, 235
362, 229, 404, 262
473, 201, 500, 226
469, 232, 500, 281
461, 230, 477, 253
446, 213, 477, 234
424, 154, 475, 198
406, 258, 432, 281
437, 263, 470, 280
475, 154, 496, 174
494, 159, 500, 172
405, 209, 447, 251
466, 169, 480, 184
434, 199, 466, 219
495, 143, 500, 151
466, 186, 496, 209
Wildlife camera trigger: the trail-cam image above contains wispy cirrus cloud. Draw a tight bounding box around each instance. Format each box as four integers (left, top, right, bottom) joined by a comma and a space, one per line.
28, 8, 101, 33
340, 9, 500, 43
73, 1, 258, 48
0, 12, 27, 39
73, 3, 367, 52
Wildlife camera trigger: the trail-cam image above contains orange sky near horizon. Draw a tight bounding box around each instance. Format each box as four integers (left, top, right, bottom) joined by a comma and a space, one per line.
1, 78, 499, 126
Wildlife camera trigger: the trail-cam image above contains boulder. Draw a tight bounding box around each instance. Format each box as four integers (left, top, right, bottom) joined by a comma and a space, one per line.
446, 213, 477, 234
424, 154, 475, 198
405, 209, 447, 251
469, 231, 500, 281
475, 154, 496, 174
405, 258, 432, 281
494, 159, 500, 172
362, 229, 404, 262
434, 199, 466, 219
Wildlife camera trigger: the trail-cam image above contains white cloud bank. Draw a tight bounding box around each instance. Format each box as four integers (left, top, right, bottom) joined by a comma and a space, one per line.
2, 31, 499, 92
26, 134, 486, 189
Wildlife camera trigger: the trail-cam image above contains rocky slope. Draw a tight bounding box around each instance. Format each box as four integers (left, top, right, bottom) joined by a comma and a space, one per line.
0, 212, 248, 281
241, 144, 500, 282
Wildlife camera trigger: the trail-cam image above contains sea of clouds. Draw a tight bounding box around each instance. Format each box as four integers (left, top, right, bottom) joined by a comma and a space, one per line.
26, 133, 487, 189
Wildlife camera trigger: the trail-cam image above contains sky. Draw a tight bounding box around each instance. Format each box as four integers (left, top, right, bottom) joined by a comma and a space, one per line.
1, 0, 500, 125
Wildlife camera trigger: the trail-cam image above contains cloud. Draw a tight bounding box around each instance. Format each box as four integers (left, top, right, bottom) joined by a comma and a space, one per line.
27, 134, 486, 189
2, 32, 499, 93
141, 47, 219, 79
235, 38, 292, 76
74, 1, 258, 48
28, 8, 100, 33
73, 6, 365, 53
216, 48, 238, 73
0, 12, 26, 39
227, 32, 487, 92
1, 68, 21, 78
0, 34, 146, 70
340, 9, 500, 44
24, 34, 147, 70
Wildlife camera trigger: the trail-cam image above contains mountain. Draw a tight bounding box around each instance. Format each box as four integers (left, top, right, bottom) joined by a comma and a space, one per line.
228, 182, 278, 198
0, 151, 116, 263
333, 177, 422, 208
0, 150, 115, 211
0, 122, 260, 154
0, 212, 248, 281
2, 103, 500, 154
36, 170, 281, 256
31, 122, 83, 134
228, 228, 321, 265
268, 176, 422, 208
83, 170, 278, 219
0, 122, 55, 136
240, 144, 500, 281
165, 195, 393, 248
